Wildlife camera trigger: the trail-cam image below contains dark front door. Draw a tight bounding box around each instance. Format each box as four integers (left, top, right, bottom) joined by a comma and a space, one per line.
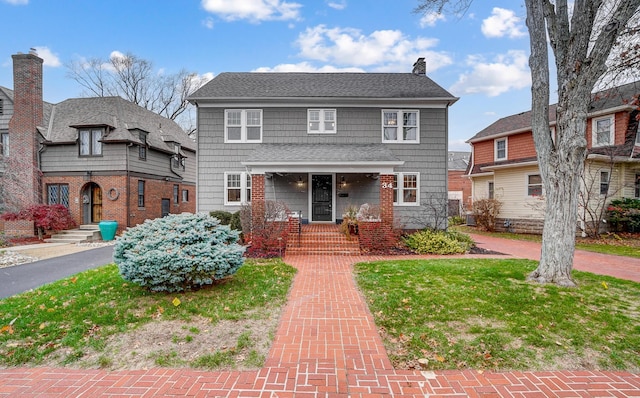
161, 198, 170, 217
82, 183, 102, 224
312, 175, 332, 222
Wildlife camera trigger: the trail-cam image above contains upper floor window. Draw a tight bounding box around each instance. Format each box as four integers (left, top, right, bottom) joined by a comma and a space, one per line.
393, 172, 420, 206
382, 110, 419, 143
527, 174, 543, 197
495, 138, 507, 161
600, 171, 610, 195
308, 109, 336, 134
225, 109, 262, 143
592, 116, 614, 147
224, 172, 252, 205
138, 131, 147, 160
1, 132, 8, 157
79, 128, 103, 156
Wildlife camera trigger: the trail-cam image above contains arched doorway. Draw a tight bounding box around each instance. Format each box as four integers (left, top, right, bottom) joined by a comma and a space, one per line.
81, 182, 103, 224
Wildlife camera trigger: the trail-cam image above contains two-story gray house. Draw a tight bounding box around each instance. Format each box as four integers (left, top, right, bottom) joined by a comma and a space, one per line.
188, 58, 457, 239
1, 50, 196, 234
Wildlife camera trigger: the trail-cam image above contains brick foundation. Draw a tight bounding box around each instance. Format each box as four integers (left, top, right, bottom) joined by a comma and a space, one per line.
358, 220, 396, 252
3, 220, 35, 237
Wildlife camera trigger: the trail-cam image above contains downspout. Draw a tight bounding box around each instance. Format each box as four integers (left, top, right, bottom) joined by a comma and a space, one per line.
126, 143, 131, 228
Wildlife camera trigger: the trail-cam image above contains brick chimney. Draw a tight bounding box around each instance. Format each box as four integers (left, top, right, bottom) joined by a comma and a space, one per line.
6, 49, 44, 208
412, 57, 426, 76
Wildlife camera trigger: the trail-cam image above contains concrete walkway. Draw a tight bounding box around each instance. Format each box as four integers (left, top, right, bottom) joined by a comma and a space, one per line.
1, 241, 639, 396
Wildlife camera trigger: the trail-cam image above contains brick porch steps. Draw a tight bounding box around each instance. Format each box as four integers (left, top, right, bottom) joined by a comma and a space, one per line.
286, 223, 360, 255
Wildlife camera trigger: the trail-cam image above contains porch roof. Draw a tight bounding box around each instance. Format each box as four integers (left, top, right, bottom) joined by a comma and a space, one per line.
242, 144, 404, 174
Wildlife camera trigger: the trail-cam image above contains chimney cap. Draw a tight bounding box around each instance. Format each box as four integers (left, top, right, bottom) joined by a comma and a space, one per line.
29, 48, 38, 56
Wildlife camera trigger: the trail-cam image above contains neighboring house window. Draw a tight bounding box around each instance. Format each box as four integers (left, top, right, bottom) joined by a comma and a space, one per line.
593, 116, 614, 147
47, 184, 69, 208
382, 110, 419, 143
0, 132, 8, 157
527, 174, 543, 196
635, 123, 640, 145
495, 138, 507, 161
79, 128, 103, 156
182, 189, 189, 202
488, 181, 495, 199
139, 131, 147, 160
635, 174, 640, 198
392, 172, 420, 206
0, 99, 3, 115
138, 180, 145, 208
173, 184, 179, 204
225, 109, 262, 143
224, 172, 252, 205
600, 171, 610, 195
308, 109, 336, 134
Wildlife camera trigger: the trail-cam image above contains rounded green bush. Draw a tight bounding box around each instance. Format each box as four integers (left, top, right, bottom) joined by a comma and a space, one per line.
403, 229, 473, 255
114, 213, 246, 292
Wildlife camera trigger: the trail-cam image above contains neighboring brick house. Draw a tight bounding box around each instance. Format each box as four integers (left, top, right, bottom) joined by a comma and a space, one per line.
466, 81, 640, 234
188, 58, 458, 239
0, 50, 196, 233
447, 151, 471, 216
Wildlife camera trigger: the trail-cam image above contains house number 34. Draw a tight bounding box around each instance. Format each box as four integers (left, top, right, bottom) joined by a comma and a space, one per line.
381, 182, 394, 189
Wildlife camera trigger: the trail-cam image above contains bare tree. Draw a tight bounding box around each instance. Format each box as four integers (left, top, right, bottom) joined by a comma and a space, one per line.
416, 0, 640, 286
66, 52, 209, 137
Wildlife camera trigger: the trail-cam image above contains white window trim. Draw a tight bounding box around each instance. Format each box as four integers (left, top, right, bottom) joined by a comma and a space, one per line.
224, 172, 252, 205
224, 109, 263, 143
382, 110, 420, 144
592, 115, 614, 147
307, 109, 337, 134
488, 181, 495, 199
494, 137, 507, 161
393, 172, 420, 206
526, 173, 543, 197
600, 170, 610, 196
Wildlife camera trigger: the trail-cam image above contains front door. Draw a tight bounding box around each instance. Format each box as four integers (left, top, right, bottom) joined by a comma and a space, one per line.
161, 198, 170, 217
311, 174, 333, 222
82, 183, 102, 224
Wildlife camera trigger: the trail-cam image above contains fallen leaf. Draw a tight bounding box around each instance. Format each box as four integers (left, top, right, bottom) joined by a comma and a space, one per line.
70, 277, 78, 283
1, 325, 14, 334
601, 281, 608, 289
435, 354, 445, 362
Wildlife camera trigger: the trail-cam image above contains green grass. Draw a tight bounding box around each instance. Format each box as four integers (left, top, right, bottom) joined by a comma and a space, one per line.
0, 258, 296, 367
354, 258, 640, 371
453, 225, 640, 258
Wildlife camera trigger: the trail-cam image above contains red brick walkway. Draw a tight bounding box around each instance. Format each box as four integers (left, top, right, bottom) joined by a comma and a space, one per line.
1, 251, 639, 397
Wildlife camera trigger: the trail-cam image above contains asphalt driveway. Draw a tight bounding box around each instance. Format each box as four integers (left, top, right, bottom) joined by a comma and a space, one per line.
0, 245, 114, 299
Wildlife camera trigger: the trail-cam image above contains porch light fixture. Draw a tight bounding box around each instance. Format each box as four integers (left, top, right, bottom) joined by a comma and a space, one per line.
297, 176, 304, 187
341, 175, 346, 188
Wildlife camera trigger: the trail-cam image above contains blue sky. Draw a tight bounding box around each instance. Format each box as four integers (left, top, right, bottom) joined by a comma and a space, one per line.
0, 0, 536, 151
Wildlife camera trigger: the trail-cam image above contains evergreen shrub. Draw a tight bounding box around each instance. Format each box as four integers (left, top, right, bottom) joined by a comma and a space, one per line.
114, 213, 246, 292
403, 229, 474, 255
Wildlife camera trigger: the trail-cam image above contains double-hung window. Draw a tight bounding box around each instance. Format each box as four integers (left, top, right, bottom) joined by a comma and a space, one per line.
138, 180, 145, 208
173, 184, 179, 204
392, 172, 420, 206
138, 131, 147, 160
224, 172, 252, 205
382, 110, 419, 143
225, 109, 262, 143
495, 138, 507, 161
527, 174, 543, 197
79, 128, 103, 156
47, 184, 69, 207
308, 109, 336, 134
182, 189, 189, 203
0, 132, 8, 157
488, 181, 495, 199
593, 116, 614, 147
600, 171, 610, 195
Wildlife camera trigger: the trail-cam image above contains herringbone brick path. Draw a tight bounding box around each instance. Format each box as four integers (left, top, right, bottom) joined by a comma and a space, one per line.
1, 249, 639, 396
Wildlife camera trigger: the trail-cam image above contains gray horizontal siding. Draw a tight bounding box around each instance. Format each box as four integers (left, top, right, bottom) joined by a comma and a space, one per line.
40, 143, 127, 172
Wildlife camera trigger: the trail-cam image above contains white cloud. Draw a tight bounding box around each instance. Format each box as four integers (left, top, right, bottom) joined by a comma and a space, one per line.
202, 16, 214, 29
420, 12, 445, 28
481, 8, 526, 38
2, 0, 28, 4
200, 0, 302, 22
450, 50, 531, 97
294, 25, 452, 72
33, 47, 61, 67
327, 0, 346, 10
253, 62, 364, 72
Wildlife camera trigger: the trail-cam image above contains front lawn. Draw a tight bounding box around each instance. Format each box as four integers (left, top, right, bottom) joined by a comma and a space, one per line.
355, 258, 640, 371
0, 259, 296, 370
